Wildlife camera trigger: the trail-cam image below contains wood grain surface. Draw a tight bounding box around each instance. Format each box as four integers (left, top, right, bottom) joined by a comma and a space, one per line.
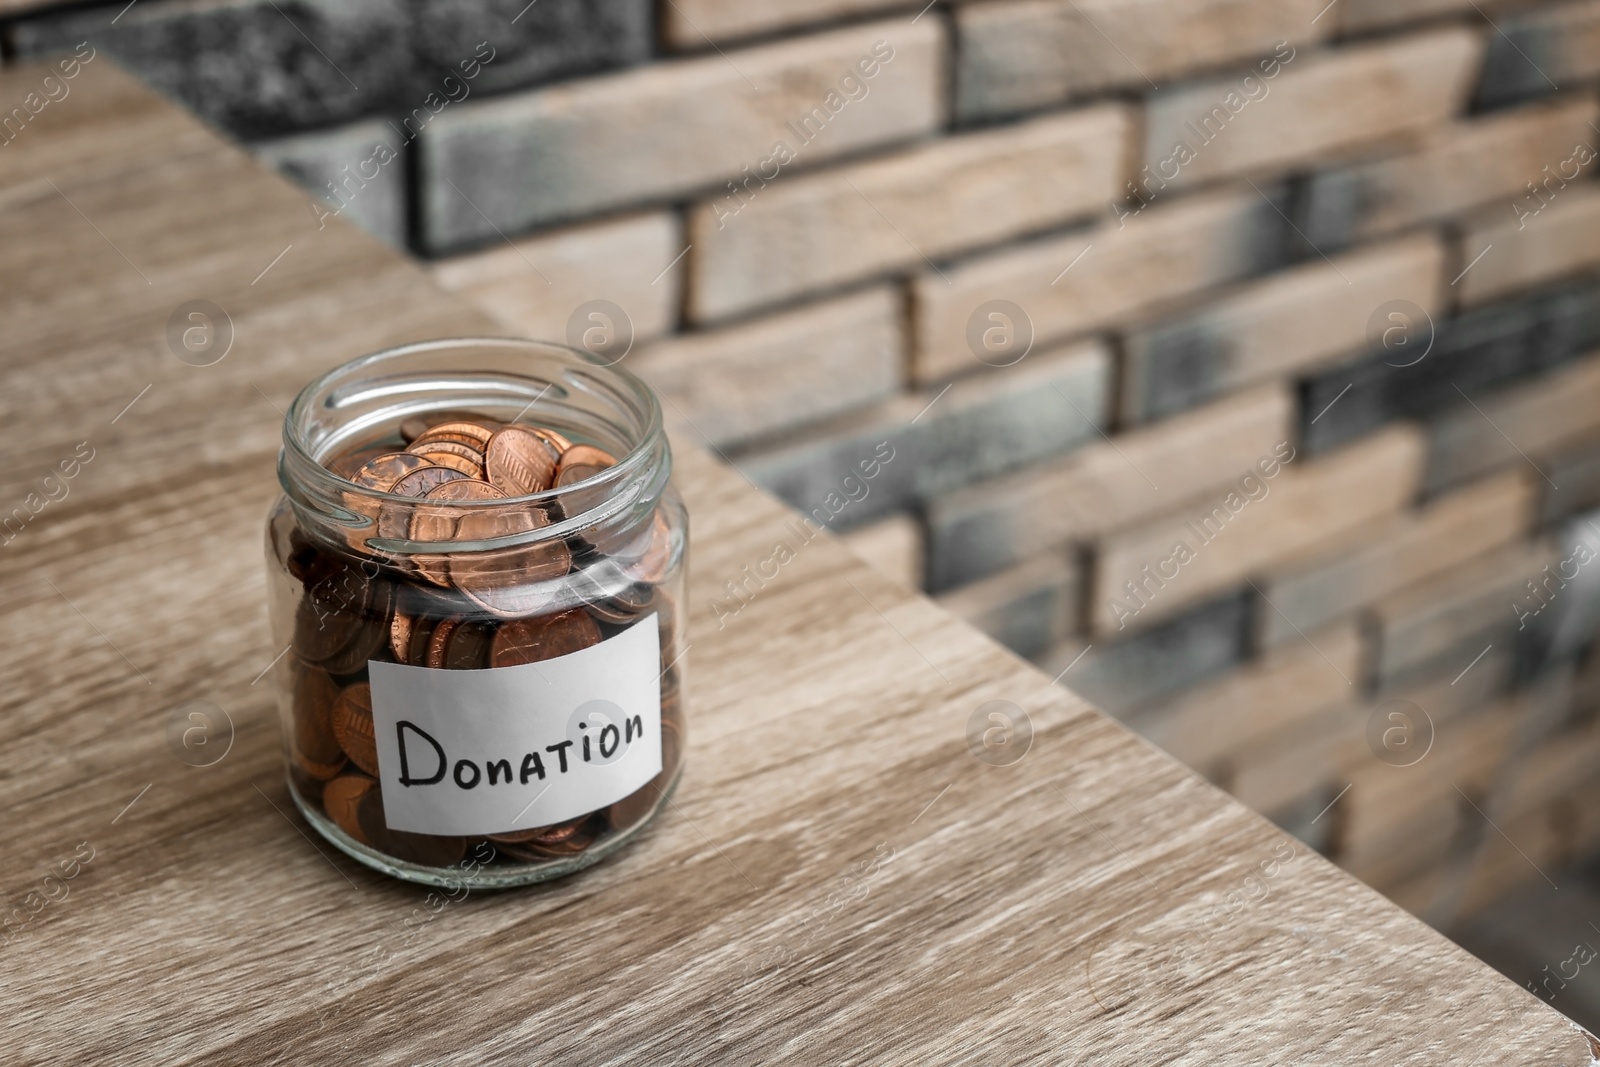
0, 59, 1592, 1065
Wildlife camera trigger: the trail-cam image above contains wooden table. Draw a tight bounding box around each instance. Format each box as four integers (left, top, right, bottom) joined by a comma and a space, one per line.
0, 59, 1590, 1065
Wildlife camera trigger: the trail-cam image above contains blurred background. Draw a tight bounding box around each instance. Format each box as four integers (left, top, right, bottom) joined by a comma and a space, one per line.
8, 0, 1600, 1026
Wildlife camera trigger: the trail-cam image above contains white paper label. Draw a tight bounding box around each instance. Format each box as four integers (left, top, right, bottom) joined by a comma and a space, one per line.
368, 614, 662, 836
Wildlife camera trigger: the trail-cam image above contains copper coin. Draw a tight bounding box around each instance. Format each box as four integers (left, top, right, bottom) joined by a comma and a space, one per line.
489, 610, 602, 667
376, 466, 470, 542
554, 444, 617, 487
292, 663, 344, 759
307, 576, 394, 678
409, 479, 507, 542
331, 682, 378, 777
389, 610, 414, 661
416, 421, 496, 449
496, 816, 602, 860
323, 774, 376, 844
351, 452, 436, 492
530, 427, 574, 453
357, 787, 467, 867
488, 819, 583, 845
293, 551, 372, 664
426, 617, 462, 669
406, 615, 439, 666
485, 426, 559, 496
607, 782, 660, 834
444, 619, 494, 670
329, 441, 396, 479
408, 447, 484, 479
399, 414, 431, 444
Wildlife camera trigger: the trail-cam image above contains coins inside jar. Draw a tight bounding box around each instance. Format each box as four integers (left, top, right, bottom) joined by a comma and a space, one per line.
283, 408, 681, 875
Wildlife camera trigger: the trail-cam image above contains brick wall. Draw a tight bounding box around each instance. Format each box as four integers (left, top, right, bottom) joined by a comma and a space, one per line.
12, 0, 1600, 929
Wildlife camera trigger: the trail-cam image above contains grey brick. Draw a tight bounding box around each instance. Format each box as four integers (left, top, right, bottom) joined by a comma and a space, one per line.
1301, 281, 1600, 455
252, 118, 408, 247
1542, 440, 1600, 524
1052, 591, 1251, 717
740, 342, 1108, 531
1476, 23, 1554, 110
1128, 321, 1231, 423
9, 0, 651, 140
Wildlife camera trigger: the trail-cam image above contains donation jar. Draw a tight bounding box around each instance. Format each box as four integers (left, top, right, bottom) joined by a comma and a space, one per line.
263, 338, 686, 887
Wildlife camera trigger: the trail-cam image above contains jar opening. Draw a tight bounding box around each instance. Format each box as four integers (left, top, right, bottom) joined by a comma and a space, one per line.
277, 338, 669, 557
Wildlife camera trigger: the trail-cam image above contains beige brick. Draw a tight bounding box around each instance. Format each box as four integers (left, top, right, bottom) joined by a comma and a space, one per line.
953, 0, 1328, 120
1138, 623, 1362, 774
925, 383, 1292, 589
423, 21, 944, 244
633, 287, 901, 450
1231, 648, 1514, 818
1372, 538, 1559, 682
1317, 96, 1600, 244
688, 105, 1131, 322
1339, 696, 1522, 878
1456, 805, 1565, 915
1121, 234, 1445, 422
1092, 426, 1427, 635
1430, 354, 1600, 492
662, 0, 899, 46
913, 184, 1282, 384
1341, 802, 1462, 891
1259, 471, 1537, 647
935, 554, 1079, 660
1458, 185, 1600, 307
431, 212, 680, 345
1141, 29, 1483, 189
840, 513, 924, 591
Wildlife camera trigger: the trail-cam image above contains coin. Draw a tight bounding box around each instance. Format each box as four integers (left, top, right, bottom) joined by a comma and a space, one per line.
329, 442, 393, 481
555, 444, 617, 487
426, 617, 462, 669
406, 614, 439, 666
376, 466, 470, 542
351, 452, 435, 492
496, 815, 602, 860
531, 427, 574, 453
293, 662, 343, 753
489, 610, 602, 667
485, 426, 559, 496
357, 787, 467, 867
607, 781, 660, 833
416, 421, 496, 449
408, 447, 485, 479
488, 819, 583, 845
323, 774, 376, 845
444, 619, 494, 670
389, 610, 414, 661
410, 480, 507, 585
331, 682, 378, 777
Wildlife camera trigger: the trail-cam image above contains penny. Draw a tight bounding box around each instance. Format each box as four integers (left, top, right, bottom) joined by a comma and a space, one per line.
408, 446, 484, 479
331, 682, 378, 777
608, 781, 660, 834
376, 465, 470, 542
426, 617, 462, 669
444, 619, 494, 670
555, 444, 617, 487
409, 480, 507, 584
496, 815, 602, 860
416, 420, 496, 449
351, 452, 435, 492
323, 774, 376, 845
389, 610, 414, 661
406, 614, 439, 666
357, 787, 467, 867
292, 663, 343, 756
331, 442, 396, 482
485, 426, 558, 496
293, 551, 372, 665
530, 427, 574, 453
489, 610, 601, 667
488, 819, 583, 845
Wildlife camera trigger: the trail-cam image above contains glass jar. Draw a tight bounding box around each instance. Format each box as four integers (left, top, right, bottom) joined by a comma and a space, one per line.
264, 338, 686, 888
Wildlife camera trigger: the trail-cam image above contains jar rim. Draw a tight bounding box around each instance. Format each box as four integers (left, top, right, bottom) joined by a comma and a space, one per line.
280, 336, 666, 511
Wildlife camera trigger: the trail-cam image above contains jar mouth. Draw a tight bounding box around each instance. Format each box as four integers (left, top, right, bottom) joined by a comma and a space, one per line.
278, 337, 669, 554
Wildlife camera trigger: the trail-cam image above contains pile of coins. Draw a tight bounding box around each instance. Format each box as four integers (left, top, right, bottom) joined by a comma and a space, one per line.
277, 411, 683, 871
